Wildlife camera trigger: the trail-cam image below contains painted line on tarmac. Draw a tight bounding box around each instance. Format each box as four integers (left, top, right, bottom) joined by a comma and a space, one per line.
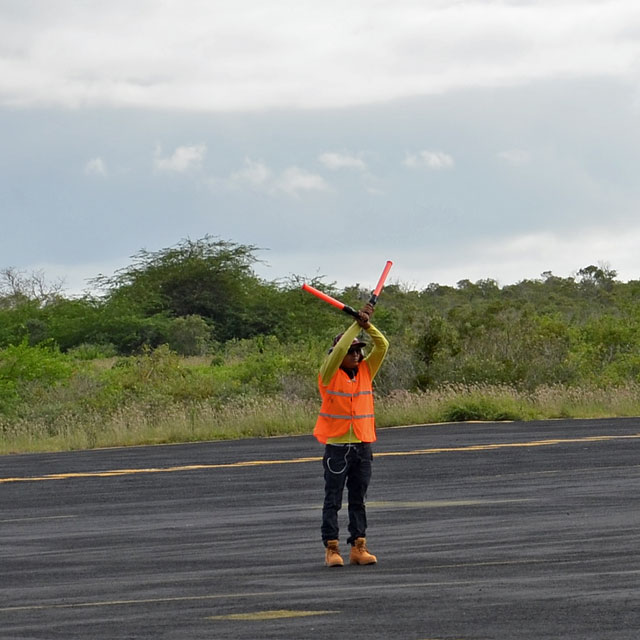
368, 499, 533, 509
0, 515, 77, 524
7, 566, 640, 614
376, 433, 640, 458
0, 457, 321, 484
0, 579, 531, 614
2, 433, 640, 484
208, 609, 338, 620
0, 592, 272, 613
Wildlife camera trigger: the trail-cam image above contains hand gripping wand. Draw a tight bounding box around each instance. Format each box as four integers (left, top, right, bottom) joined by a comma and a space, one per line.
301, 260, 393, 318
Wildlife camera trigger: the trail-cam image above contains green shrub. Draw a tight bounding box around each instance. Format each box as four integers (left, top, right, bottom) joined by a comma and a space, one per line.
67, 343, 119, 360
0, 341, 74, 413
167, 315, 212, 356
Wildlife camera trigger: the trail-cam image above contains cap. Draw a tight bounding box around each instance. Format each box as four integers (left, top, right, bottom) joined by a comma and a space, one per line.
329, 333, 367, 353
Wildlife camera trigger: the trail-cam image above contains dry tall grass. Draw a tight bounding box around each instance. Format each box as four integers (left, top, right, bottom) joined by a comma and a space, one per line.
2, 383, 640, 454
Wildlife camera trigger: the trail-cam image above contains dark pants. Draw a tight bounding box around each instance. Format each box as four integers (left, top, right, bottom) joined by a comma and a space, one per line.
321, 443, 373, 546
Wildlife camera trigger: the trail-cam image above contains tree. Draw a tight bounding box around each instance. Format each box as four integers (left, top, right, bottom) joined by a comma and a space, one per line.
92, 236, 268, 343
0, 267, 65, 309
578, 264, 617, 292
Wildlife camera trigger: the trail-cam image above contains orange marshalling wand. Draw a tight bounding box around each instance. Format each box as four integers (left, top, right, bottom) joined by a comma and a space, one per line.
302, 260, 393, 318
369, 260, 393, 305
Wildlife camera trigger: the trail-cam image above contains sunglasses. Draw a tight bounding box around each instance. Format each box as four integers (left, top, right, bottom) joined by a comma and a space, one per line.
347, 347, 363, 355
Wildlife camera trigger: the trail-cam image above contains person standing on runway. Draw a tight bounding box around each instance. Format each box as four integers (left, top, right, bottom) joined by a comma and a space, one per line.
313, 301, 389, 567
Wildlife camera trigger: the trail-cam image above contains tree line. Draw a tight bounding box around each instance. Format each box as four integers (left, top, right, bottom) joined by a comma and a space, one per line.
2, 235, 640, 394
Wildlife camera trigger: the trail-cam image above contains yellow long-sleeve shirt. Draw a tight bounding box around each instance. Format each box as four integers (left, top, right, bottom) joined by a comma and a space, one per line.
318, 321, 389, 444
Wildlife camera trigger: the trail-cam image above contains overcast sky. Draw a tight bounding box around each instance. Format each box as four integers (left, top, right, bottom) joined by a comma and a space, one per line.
2, 0, 640, 294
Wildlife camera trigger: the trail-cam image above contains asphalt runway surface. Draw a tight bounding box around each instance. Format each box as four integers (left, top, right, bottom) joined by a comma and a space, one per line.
2, 417, 640, 639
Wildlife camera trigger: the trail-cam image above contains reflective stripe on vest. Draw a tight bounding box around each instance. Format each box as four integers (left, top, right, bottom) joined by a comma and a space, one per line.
313, 363, 376, 444
318, 412, 376, 420
326, 390, 373, 398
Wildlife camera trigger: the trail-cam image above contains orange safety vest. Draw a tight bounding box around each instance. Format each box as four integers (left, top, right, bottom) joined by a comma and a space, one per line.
313, 362, 376, 444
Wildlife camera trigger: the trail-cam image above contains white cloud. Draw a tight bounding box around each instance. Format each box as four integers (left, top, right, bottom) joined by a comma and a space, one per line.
226, 158, 330, 197
498, 149, 531, 166
2, 1, 639, 110
318, 152, 366, 171
84, 156, 107, 177
154, 144, 206, 173
229, 157, 272, 187
404, 150, 455, 170
274, 167, 331, 197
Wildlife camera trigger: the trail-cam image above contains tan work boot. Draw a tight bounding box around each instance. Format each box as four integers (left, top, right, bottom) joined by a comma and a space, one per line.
324, 540, 344, 567
349, 537, 377, 565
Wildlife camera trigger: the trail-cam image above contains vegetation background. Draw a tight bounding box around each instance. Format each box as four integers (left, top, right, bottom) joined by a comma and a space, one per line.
2, 236, 640, 454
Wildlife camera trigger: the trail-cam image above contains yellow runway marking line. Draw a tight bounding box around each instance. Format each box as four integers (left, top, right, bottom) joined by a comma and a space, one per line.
0, 457, 320, 483
376, 433, 640, 458
0, 592, 272, 613
208, 609, 337, 621
2, 433, 639, 484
